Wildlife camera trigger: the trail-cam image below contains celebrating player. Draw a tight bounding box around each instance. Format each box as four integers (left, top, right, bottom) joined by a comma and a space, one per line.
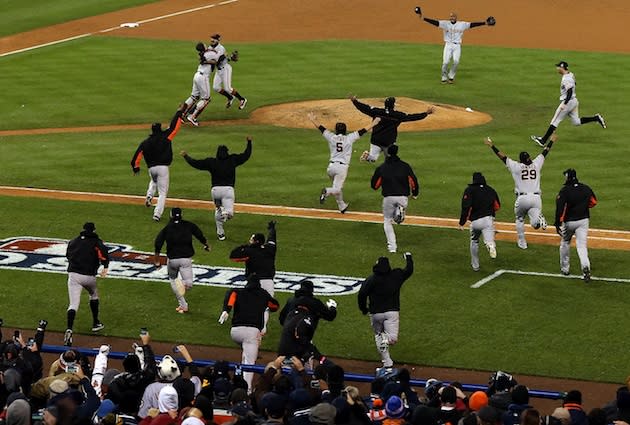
458, 172, 501, 271
531, 61, 606, 147
208, 34, 247, 110
415, 8, 495, 84
183, 42, 218, 126
307, 112, 380, 213
485, 134, 556, 249
554, 169, 597, 282
350, 95, 434, 162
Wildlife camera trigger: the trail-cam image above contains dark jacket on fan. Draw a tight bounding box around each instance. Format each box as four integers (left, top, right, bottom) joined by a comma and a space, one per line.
459, 174, 501, 225
352, 98, 429, 147
371, 155, 420, 197
182, 139, 252, 187
131, 110, 183, 171
229, 226, 277, 279
66, 230, 110, 276
357, 255, 413, 314
154, 217, 208, 259
223, 278, 279, 330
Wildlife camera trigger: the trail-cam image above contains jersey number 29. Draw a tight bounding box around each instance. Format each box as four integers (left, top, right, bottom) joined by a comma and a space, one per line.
521, 169, 537, 180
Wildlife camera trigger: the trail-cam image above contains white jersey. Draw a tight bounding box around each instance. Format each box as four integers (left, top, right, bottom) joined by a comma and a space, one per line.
209, 43, 228, 69
506, 155, 545, 194
559, 72, 576, 101
438, 20, 471, 43
323, 130, 361, 165
197, 50, 218, 74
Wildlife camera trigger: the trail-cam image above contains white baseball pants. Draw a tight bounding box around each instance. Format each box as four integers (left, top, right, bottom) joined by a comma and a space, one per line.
382, 195, 408, 253
442, 42, 462, 81
213, 64, 233, 93
560, 218, 590, 274
514, 194, 544, 246
67, 272, 99, 311
147, 165, 169, 220
211, 186, 235, 235
551, 98, 580, 127
469, 215, 496, 271
167, 257, 193, 309
370, 311, 400, 368
325, 162, 349, 212
230, 326, 261, 393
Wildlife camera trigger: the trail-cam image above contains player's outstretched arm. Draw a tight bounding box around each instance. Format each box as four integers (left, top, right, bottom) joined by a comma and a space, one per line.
542, 133, 557, 157
307, 112, 321, 129
485, 137, 507, 162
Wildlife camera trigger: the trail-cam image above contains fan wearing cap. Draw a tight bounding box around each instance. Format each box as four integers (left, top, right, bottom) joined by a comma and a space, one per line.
484, 135, 556, 249
154, 208, 210, 313
358, 253, 413, 371
531, 61, 606, 147
218, 273, 280, 392
181, 136, 252, 241
349, 95, 434, 163
554, 169, 597, 282
458, 172, 501, 271
131, 104, 186, 221
63, 221, 109, 346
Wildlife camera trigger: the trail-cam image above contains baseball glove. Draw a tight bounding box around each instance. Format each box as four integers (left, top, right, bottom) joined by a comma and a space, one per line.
414, 6, 422, 15
195, 42, 206, 53
229, 50, 239, 62
486, 16, 496, 26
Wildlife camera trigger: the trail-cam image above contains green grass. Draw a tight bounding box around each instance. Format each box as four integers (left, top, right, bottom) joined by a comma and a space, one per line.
2, 38, 630, 382
0, 0, 159, 37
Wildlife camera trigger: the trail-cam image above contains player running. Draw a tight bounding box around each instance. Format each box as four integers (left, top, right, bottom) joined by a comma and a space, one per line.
307, 112, 380, 213
485, 134, 556, 249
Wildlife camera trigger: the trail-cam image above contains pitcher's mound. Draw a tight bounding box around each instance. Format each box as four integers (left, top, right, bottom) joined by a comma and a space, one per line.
250, 97, 492, 131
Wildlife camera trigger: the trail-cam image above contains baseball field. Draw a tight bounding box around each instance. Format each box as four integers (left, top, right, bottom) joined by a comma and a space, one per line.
1, 0, 630, 400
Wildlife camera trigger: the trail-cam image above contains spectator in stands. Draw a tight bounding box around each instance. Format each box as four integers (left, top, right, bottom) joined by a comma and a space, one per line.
488, 371, 518, 413
139, 385, 179, 425
438, 386, 462, 425
520, 409, 540, 425
503, 385, 532, 425
332, 385, 371, 425
384, 395, 408, 424
469, 391, 490, 412
563, 390, 588, 425
260, 391, 286, 425
309, 402, 337, 425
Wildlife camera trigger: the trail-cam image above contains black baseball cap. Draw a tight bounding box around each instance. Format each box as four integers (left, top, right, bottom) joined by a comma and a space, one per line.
555, 61, 569, 69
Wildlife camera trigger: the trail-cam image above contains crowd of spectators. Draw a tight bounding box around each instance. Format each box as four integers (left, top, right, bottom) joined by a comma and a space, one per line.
1, 320, 629, 425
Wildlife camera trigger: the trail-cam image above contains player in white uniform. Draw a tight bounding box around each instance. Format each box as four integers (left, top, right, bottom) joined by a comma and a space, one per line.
208, 34, 248, 110
417, 10, 491, 83
183, 42, 219, 127
307, 112, 380, 213
485, 135, 557, 249
531, 61, 606, 146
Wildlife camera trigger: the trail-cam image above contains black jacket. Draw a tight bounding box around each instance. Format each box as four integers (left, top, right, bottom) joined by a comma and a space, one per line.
459, 175, 501, 225
371, 155, 419, 197
229, 226, 277, 279
352, 98, 429, 147
357, 255, 413, 314
154, 218, 207, 259
223, 279, 279, 329
66, 231, 110, 276
554, 181, 597, 226
131, 110, 183, 171
183, 140, 252, 187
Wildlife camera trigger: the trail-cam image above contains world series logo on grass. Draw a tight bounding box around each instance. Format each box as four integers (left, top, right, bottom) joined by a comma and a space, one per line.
0, 237, 363, 295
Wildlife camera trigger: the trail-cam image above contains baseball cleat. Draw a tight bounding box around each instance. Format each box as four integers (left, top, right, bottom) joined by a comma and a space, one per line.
319, 188, 327, 204
530, 135, 545, 147
487, 244, 497, 259
472, 266, 480, 272
152, 215, 160, 222
91, 322, 105, 332
38, 319, 48, 331
217, 233, 226, 241
238, 98, 248, 110
145, 196, 152, 207
226, 97, 234, 109
186, 115, 199, 127
441, 79, 448, 84
517, 240, 528, 250
448, 78, 455, 84
393, 205, 405, 224
582, 266, 591, 283
359, 151, 370, 161
340, 204, 349, 214
63, 329, 73, 347
539, 214, 548, 230
175, 306, 189, 314
561, 269, 570, 276
596, 113, 606, 129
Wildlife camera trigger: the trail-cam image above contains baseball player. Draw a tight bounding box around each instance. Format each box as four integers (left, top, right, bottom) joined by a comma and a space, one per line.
277, 280, 337, 367
181, 136, 252, 240
415, 7, 495, 83
370, 145, 419, 253
358, 253, 413, 371
229, 221, 278, 334
154, 207, 210, 313
64, 222, 109, 347
554, 169, 597, 282
485, 134, 557, 249
183, 41, 220, 127
458, 172, 501, 271
531, 61, 606, 147
307, 112, 380, 213
218, 273, 280, 392
131, 105, 185, 221
207, 34, 248, 110
350, 95, 434, 162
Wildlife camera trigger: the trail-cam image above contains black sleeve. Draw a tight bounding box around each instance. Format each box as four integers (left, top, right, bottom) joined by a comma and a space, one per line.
191, 223, 208, 246
459, 188, 472, 226
370, 167, 382, 190
183, 155, 212, 171
279, 299, 292, 325
402, 255, 414, 280
408, 166, 420, 197
166, 109, 183, 134
423, 18, 440, 26
401, 112, 429, 122
564, 88, 573, 104
142, 344, 158, 380
267, 226, 276, 245
352, 99, 376, 117
96, 239, 110, 268
358, 129, 367, 136
470, 21, 486, 28
229, 245, 250, 261
234, 139, 253, 165
554, 189, 567, 227
154, 228, 166, 255
131, 143, 144, 172
357, 280, 371, 313
318, 125, 326, 134
542, 140, 554, 157
316, 299, 337, 322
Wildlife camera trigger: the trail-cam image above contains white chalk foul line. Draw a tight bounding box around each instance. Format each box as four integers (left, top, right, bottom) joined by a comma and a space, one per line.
471, 269, 630, 288
0, 0, 239, 57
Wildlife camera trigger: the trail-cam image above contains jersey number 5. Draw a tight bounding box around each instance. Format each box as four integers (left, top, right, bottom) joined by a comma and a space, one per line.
336, 142, 343, 153
521, 169, 537, 180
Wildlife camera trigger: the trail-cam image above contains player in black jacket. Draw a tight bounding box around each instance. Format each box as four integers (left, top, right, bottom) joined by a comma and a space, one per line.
358, 253, 413, 370
64, 222, 110, 346
554, 169, 597, 282
230, 220, 277, 334
277, 280, 337, 366
218, 274, 280, 391
458, 172, 501, 271
154, 208, 209, 313
181, 136, 252, 240
371, 145, 420, 253
131, 104, 185, 222
350, 95, 434, 162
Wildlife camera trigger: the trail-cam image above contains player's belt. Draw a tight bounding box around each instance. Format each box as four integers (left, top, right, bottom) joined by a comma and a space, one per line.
330, 161, 347, 165
516, 192, 541, 196
197, 71, 204, 75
